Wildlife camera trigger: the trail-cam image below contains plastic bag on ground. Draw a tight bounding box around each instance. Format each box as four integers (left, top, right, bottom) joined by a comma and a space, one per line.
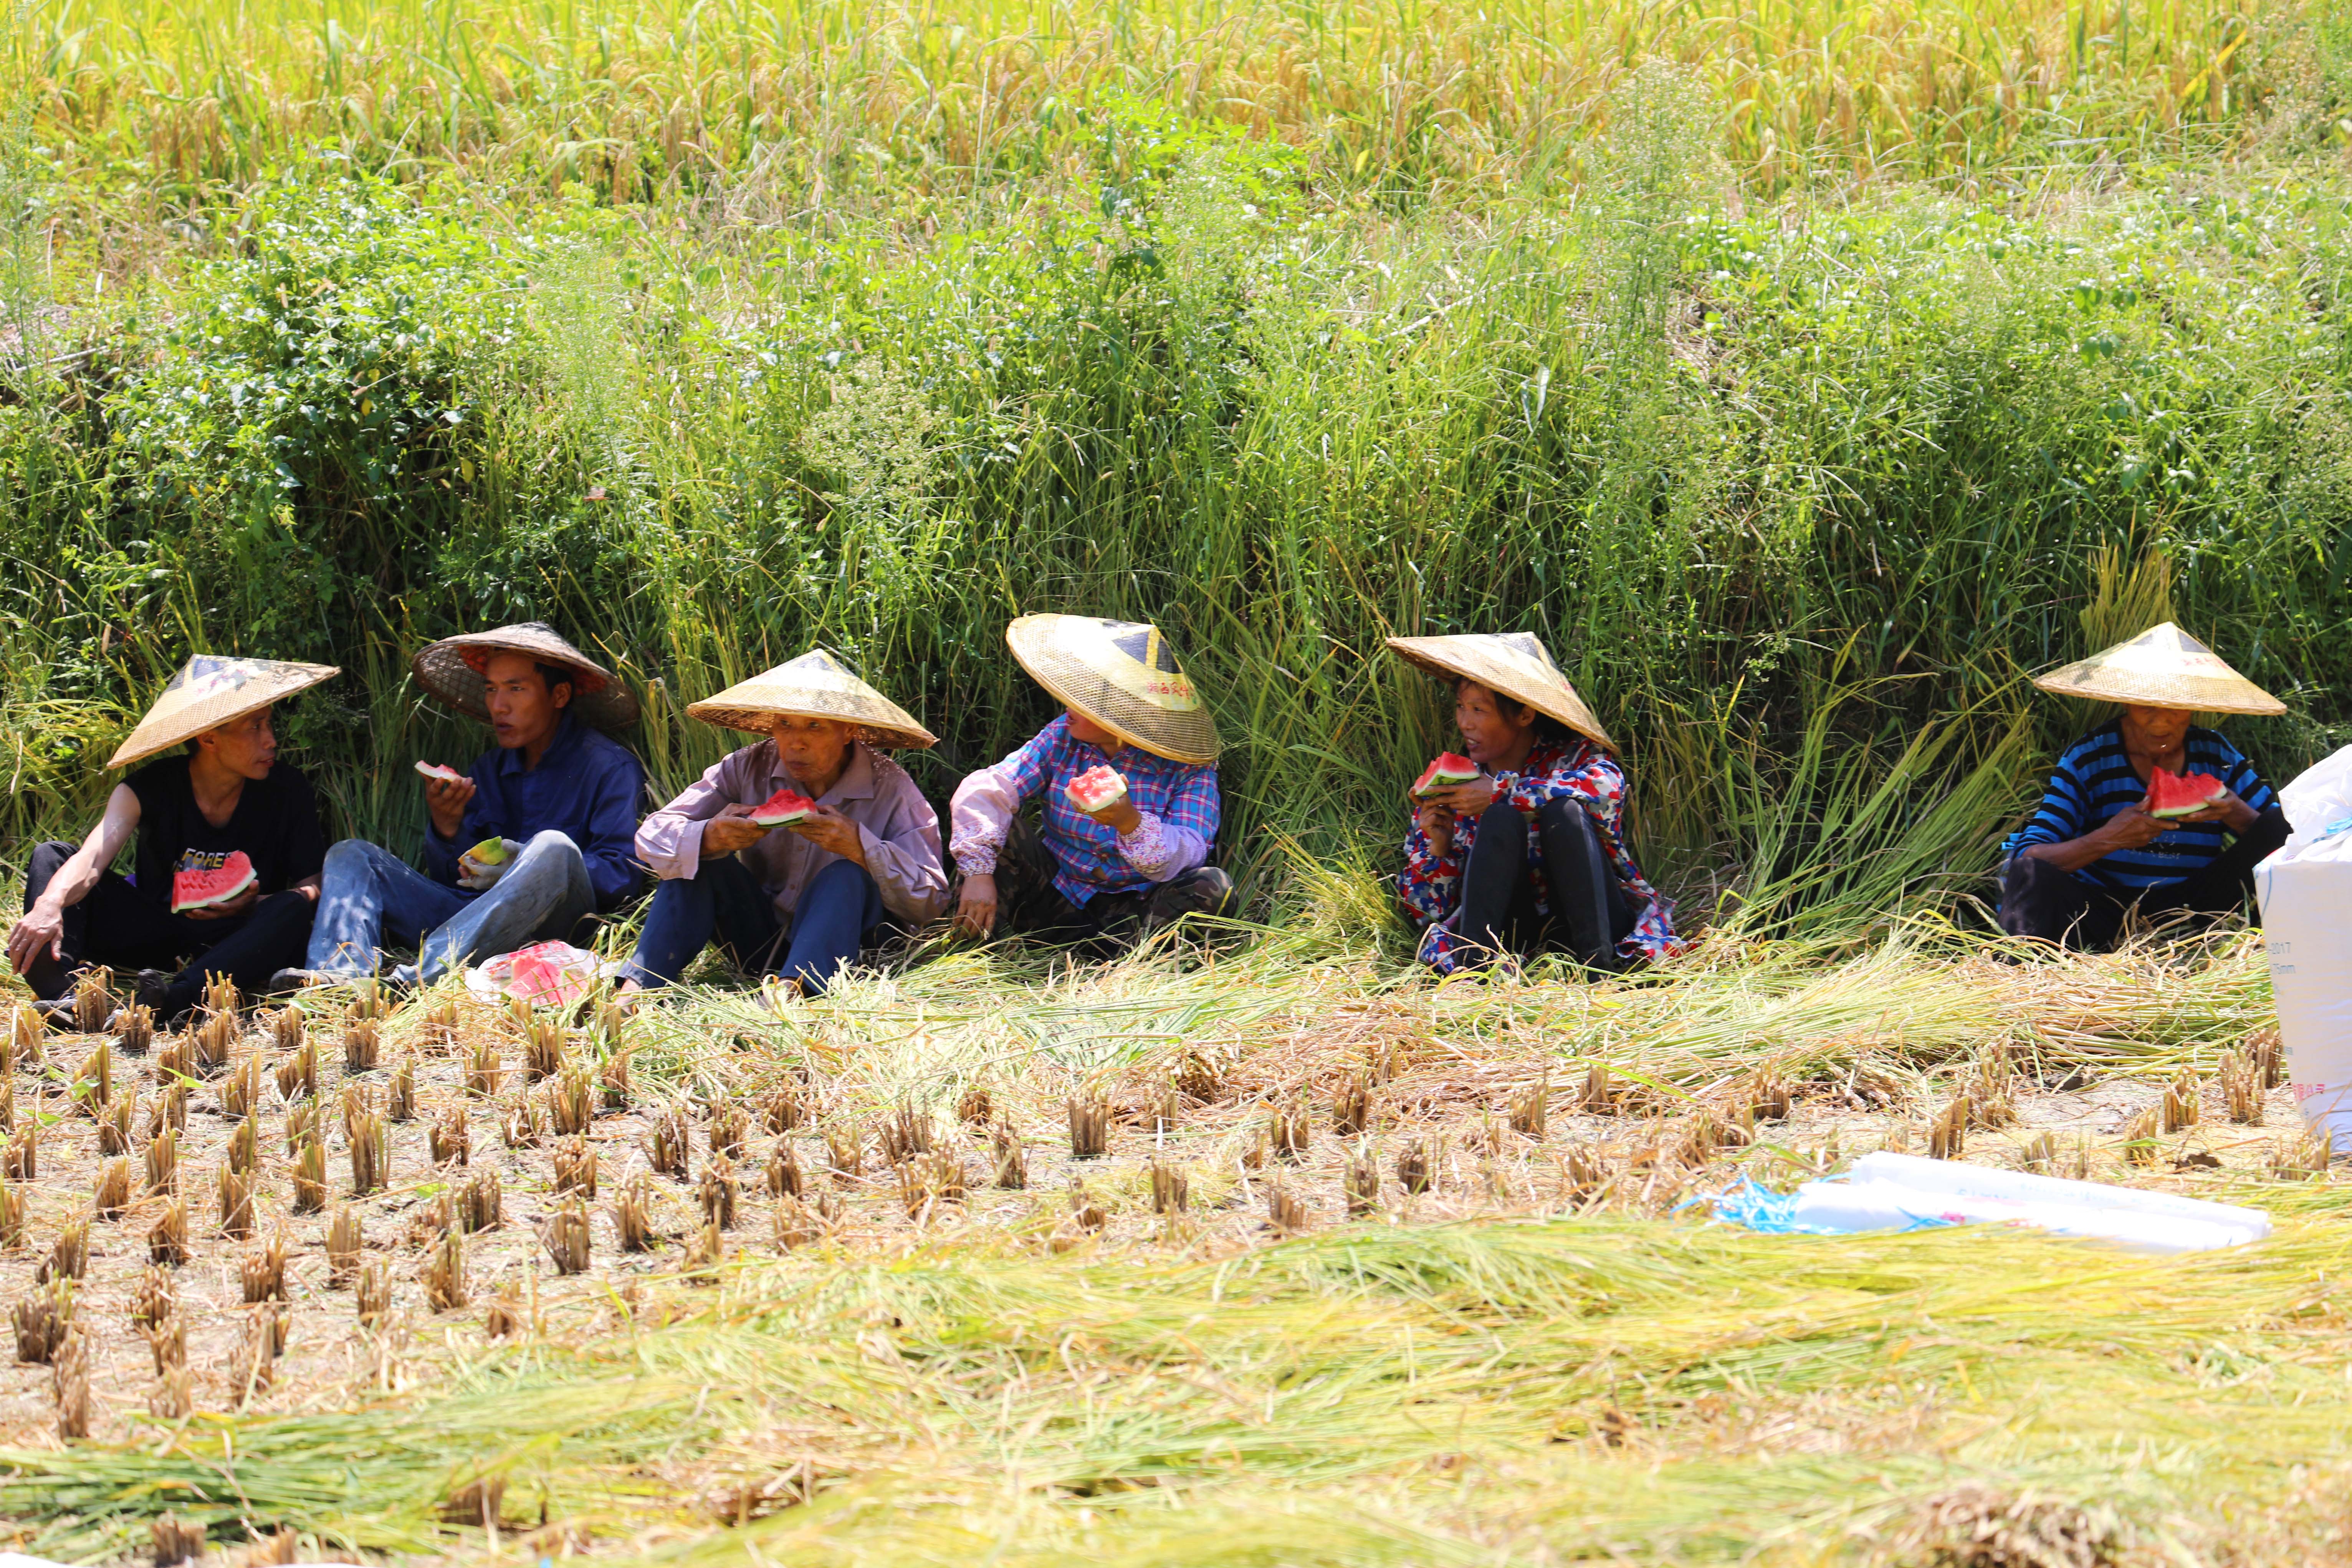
1707, 1151, 2271, 1254
466, 940, 614, 1008
2258, 744, 2352, 1152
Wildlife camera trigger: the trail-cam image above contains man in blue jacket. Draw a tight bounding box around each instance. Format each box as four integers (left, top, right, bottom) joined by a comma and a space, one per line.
285, 623, 646, 989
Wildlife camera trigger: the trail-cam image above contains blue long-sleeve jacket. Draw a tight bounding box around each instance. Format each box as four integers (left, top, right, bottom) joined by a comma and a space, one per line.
423, 713, 648, 911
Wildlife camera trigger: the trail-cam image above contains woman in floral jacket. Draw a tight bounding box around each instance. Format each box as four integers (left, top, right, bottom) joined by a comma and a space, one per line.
1389, 632, 1679, 975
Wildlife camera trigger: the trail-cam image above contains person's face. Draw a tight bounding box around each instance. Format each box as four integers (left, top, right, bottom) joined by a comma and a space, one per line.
195, 705, 279, 781
1064, 709, 1124, 751
771, 715, 854, 788
481, 652, 569, 751
2119, 704, 2192, 755
1454, 681, 1535, 765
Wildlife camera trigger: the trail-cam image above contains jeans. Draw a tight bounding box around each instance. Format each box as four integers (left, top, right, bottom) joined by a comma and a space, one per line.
1998, 806, 2291, 951
1452, 797, 1633, 971
620, 855, 884, 996
307, 831, 595, 985
981, 814, 1238, 948
21, 840, 316, 1020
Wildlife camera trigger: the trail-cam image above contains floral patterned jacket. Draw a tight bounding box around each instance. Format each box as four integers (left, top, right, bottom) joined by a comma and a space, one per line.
1399, 737, 1680, 972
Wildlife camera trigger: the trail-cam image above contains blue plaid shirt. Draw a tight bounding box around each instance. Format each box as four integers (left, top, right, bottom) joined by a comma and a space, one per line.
951, 716, 1221, 905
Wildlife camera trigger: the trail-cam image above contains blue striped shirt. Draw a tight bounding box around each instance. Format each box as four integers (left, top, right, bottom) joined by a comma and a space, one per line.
2002, 723, 2275, 893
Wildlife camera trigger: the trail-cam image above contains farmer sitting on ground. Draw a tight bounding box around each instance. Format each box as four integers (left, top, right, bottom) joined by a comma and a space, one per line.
286, 622, 647, 990
7, 656, 336, 1022
618, 649, 948, 1002
1391, 632, 1679, 975
2000, 622, 2288, 951
950, 614, 1236, 945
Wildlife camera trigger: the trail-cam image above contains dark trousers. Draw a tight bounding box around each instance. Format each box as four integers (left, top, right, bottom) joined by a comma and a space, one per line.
1455, 797, 1634, 970
987, 815, 1237, 948
621, 855, 885, 996
22, 840, 316, 1020
1998, 807, 2291, 951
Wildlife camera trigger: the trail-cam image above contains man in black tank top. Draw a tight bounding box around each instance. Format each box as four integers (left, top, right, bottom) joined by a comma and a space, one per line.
5, 655, 336, 1023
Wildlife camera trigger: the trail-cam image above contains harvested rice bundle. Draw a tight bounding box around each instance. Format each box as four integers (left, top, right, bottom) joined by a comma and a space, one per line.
896, 1150, 964, 1218
1396, 1138, 1438, 1198
290, 1136, 327, 1213
1344, 1148, 1381, 1217
1928, 1097, 1970, 1161
554, 1135, 598, 1198
97, 1096, 132, 1157
41, 1221, 89, 1284
241, 1231, 288, 1303
1149, 1159, 1189, 1215
484, 1288, 523, 1340
201, 978, 239, 1017
1174, 1050, 1222, 1103
423, 1231, 468, 1311
2122, 1107, 2162, 1168
600, 1048, 632, 1111
230, 1307, 287, 1402
93, 1157, 131, 1220
430, 1108, 470, 1167
356, 1260, 392, 1325
131, 1266, 174, 1330
71, 971, 112, 1035
1269, 1096, 1310, 1161
765, 1140, 802, 1198
1151, 1083, 1181, 1136
343, 1018, 380, 1074
875, 1103, 929, 1165
13, 1280, 72, 1363
73, 1040, 112, 1113
991, 1123, 1026, 1190
2220, 1049, 2264, 1124
53, 1325, 90, 1439
217, 1166, 255, 1239
275, 1038, 318, 1104
190, 1010, 235, 1076
1561, 1145, 1609, 1202
227, 1115, 260, 1176
700, 1159, 741, 1228
542, 1199, 592, 1275
523, 1017, 567, 1083
709, 1102, 751, 1162
269, 1006, 304, 1057
3, 1122, 33, 1182
614, 1174, 661, 1252
114, 1002, 153, 1055
501, 1097, 544, 1151
420, 996, 461, 1053
956, 1085, 991, 1128
0, 1177, 19, 1249
347, 978, 387, 1022
148, 1200, 188, 1265
146, 1086, 187, 1138
2162, 1070, 2201, 1133
220, 1051, 265, 1120
465, 1039, 502, 1099
547, 1067, 592, 1136
1067, 1178, 1107, 1235
7, 1000, 43, 1067
2269, 1131, 2329, 1181
387, 1057, 418, 1122
2021, 1131, 2058, 1173
326, 1205, 362, 1288
152, 1516, 204, 1568
762, 1084, 809, 1135
1266, 1183, 1310, 1235
1068, 1092, 1112, 1160
774, 1196, 824, 1249
821, 1125, 860, 1184
149, 1364, 192, 1421
1331, 1071, 1373, 1137
651, 1108, 692, 1177
461, 1169, 502, 1233
681, 1217, 724, 1281
1508, 1072, 1548, 1141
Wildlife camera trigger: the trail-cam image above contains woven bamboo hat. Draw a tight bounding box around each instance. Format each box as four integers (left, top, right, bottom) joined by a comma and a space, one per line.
686, 648, 937, 749
2033, 622, 2284, 716
106, 655, 341, 770
1386, 631, 1613, 750
412, 622, 639, 729
1006, 614, 1221, 764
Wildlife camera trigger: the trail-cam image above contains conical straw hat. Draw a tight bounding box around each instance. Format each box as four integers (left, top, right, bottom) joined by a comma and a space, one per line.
1005, 614, 1221, 764
412, 622, 639, 729
2032, 622, 2284, 716
1385, 632, 1613, 750
107, 654, 341, 770
686, 648, 937, 749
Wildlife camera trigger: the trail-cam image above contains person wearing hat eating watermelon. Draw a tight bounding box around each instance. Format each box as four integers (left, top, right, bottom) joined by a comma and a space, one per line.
1387, 631, 1678, 975
285, 623, 647, 991
949, 614, 1236, 946
2001, 622, 2290, 949
7, 655, 336, 1022
615, 648, 948, 1003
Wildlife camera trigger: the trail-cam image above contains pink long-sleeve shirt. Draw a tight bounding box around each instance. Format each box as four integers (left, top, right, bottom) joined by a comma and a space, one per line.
633, 740, 949, 925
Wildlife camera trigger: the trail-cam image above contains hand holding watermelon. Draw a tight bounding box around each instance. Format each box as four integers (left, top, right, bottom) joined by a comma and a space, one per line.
1067, 765, 1141, 833
414, 759, 476, 839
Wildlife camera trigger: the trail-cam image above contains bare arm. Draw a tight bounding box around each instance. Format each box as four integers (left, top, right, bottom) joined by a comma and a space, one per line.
7, 784, 140, 973
2021, 802, 2170, 872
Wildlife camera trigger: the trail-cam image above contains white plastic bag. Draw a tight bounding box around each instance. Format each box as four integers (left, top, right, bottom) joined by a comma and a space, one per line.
2257, 744, 2352, 1153
466, 941, 614, 1008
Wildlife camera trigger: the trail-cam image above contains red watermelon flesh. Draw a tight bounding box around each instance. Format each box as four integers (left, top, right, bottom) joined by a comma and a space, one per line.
1067, 764, 1129, 814
2147, 768, 2227, 819
1413, 753, 1482, 798
414, 761, 465, 784
748, 787, 818, 828
172, 851, 256, 914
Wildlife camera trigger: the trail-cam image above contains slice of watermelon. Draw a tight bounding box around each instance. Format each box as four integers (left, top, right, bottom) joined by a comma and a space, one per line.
2147, 767, 2228, 819
172, 851, 257, 915
1067, 764, 1129, 814
466, 838, 511, 867
748, 787, 819, 828
1413, 753, 1482, 798
415, 761, 466, 784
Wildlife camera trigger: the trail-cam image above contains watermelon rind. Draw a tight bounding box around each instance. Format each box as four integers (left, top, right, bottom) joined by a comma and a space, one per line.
748, 788, 817, 828
2145, 769, 2226, 820
1067, 766, 1129, 813
1413, 754, 1483, 799
466, 838, 511, 866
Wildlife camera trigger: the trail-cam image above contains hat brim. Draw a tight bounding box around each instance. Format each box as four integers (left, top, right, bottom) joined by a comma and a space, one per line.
413, 629, 639, 729
1385, 636, 1613, 750
1006, 616, 1221, 765
106, 661, 341, 770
